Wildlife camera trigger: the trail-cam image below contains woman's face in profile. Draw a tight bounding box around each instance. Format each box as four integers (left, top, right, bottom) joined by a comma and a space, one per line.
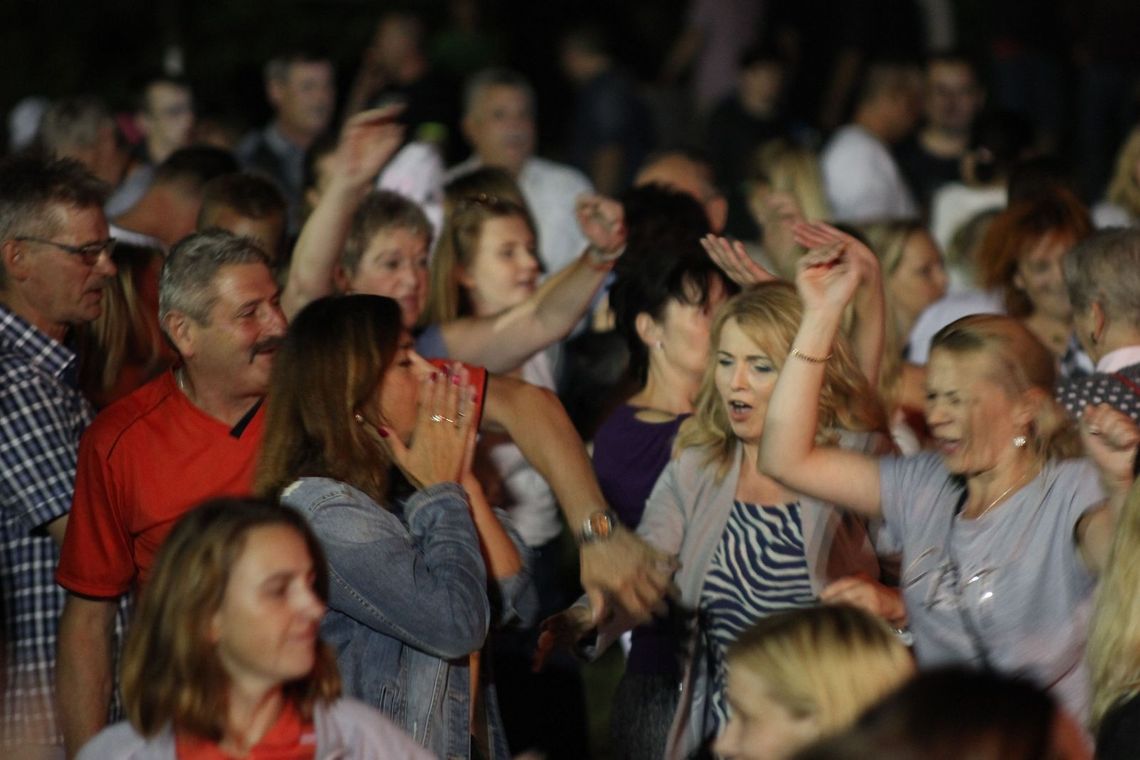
209, 525, 325, 691
372, 332, 422, 444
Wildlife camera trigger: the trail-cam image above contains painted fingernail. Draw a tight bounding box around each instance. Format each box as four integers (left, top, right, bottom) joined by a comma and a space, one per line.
452, 374, 462, 385
430, 372, 438, 382
378, 427, 389, 438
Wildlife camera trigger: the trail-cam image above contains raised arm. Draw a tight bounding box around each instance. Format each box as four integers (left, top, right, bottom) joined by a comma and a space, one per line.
481, 374, 674, 623
438, 195, 623, 373
759, 241, 884, 518
1076, 403, 1139, 573
794, 222, 886, 389
281, 106, 404, 320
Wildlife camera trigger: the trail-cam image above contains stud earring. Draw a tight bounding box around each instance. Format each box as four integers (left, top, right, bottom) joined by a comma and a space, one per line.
1013, 435, 1027, 449
353, 413, 365, 424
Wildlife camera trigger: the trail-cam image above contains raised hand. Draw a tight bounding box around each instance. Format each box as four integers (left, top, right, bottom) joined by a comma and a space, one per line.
332, 104, 406, 190
575, 194, 626, 258
382, 366, 475, 488
1081, 403, 1140, 491
794, 222, 880, 288
700, 234, 778, 287
795, 241, 861, 316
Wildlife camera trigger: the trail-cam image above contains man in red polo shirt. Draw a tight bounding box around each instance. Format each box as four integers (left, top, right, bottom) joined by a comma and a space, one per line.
56, 230, 284, 755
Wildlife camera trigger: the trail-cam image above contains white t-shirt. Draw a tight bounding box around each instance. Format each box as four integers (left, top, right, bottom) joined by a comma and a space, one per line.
906, 289, 1005, 365
821, 125, 918, 223
929, 182, 1006, 252
484, 351, 563, 547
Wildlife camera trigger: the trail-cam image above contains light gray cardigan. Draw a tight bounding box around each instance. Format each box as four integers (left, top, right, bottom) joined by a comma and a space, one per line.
77, 698, 432, 760
593, 434, 885, 759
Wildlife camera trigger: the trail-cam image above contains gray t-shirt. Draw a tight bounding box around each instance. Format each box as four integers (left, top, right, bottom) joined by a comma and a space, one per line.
880, 453, 1103, 720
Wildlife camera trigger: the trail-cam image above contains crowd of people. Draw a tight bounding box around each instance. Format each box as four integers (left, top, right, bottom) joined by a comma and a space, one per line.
4, 3, 1140, 760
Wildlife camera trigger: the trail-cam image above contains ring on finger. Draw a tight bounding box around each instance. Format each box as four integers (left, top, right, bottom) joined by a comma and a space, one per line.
430, 414, 446, 423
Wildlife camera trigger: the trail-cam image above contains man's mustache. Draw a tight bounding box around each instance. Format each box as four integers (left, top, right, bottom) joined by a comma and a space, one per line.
249, 336, 284, 363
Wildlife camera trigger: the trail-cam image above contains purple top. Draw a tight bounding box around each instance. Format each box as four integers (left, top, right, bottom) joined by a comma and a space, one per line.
592, 403, 688, 676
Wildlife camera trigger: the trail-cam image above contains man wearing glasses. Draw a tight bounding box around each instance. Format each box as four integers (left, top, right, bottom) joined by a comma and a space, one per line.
0, 154, 117, 758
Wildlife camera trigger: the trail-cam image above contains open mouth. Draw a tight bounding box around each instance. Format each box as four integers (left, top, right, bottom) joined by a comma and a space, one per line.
934, 438, 961, 456
727, 400, 753, 421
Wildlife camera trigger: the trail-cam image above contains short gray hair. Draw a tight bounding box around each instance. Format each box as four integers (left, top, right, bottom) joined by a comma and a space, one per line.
0, 154, 107, 291
1064, 228, 1140, 327
160, 230, 269, 326
462, 68, 535, 119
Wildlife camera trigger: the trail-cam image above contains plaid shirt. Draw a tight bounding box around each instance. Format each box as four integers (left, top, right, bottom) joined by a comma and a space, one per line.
0, 305, 92, 746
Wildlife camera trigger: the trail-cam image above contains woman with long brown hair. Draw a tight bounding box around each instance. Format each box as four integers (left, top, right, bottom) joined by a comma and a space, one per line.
77, 498, 430, 758
255, 294, 532, 759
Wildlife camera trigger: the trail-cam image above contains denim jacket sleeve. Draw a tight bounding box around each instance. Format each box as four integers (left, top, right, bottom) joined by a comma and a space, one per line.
488, 507, 539, 629
302, 480, 491, 659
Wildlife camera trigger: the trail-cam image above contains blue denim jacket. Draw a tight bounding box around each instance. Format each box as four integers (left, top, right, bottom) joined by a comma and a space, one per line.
281, 478, 535, 760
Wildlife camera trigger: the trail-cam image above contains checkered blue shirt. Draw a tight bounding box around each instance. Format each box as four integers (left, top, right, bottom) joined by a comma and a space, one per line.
0, 305, 92, 746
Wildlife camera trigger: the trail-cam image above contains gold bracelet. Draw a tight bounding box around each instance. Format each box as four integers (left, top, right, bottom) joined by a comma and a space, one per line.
790, 346, 832, 363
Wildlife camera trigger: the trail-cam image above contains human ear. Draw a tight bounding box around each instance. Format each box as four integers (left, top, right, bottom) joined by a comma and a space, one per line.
634, 311, 662, 349
455, 263, 477, 291
162, 311, 196, 359
1090, 301, 1107, 344
0, 240, 29, 281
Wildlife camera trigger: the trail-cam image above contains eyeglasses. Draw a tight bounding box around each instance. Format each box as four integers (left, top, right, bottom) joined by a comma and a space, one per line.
13, 236, 117, 265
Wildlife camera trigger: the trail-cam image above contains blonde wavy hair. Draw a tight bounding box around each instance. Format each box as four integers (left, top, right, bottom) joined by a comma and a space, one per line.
1088, 480, 1140, 730
1105, 127, 1140, 218
858, 221, 929, 414
929, 314, 1080, 461
726, 605, 914, 738
749, 138, 832, 222
674, 283, 887, 480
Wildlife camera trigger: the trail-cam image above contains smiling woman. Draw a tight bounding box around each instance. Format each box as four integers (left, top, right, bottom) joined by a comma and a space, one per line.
76, 498, 430, 759
977, 187, 1093, 377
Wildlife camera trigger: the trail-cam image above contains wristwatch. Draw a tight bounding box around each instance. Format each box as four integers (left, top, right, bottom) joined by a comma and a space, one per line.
575, 510, 620, 546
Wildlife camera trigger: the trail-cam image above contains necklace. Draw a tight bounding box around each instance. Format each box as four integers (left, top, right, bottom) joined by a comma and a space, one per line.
176, 367, 193, 404
969, 471, 1035, 520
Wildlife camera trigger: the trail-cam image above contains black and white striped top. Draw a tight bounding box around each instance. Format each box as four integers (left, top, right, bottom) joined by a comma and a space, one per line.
699, 500, 816, 735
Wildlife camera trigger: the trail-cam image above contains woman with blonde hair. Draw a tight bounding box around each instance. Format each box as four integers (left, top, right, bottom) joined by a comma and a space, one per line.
858, 221, 948, 451
1083, 406, 1140, 758
761, 235, 1133, 728
77, 498, 430, 758
715, 605, 914, 760
539, 282, 894, 757
1094, 126, 1140, 228
745, 139, 832, 280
